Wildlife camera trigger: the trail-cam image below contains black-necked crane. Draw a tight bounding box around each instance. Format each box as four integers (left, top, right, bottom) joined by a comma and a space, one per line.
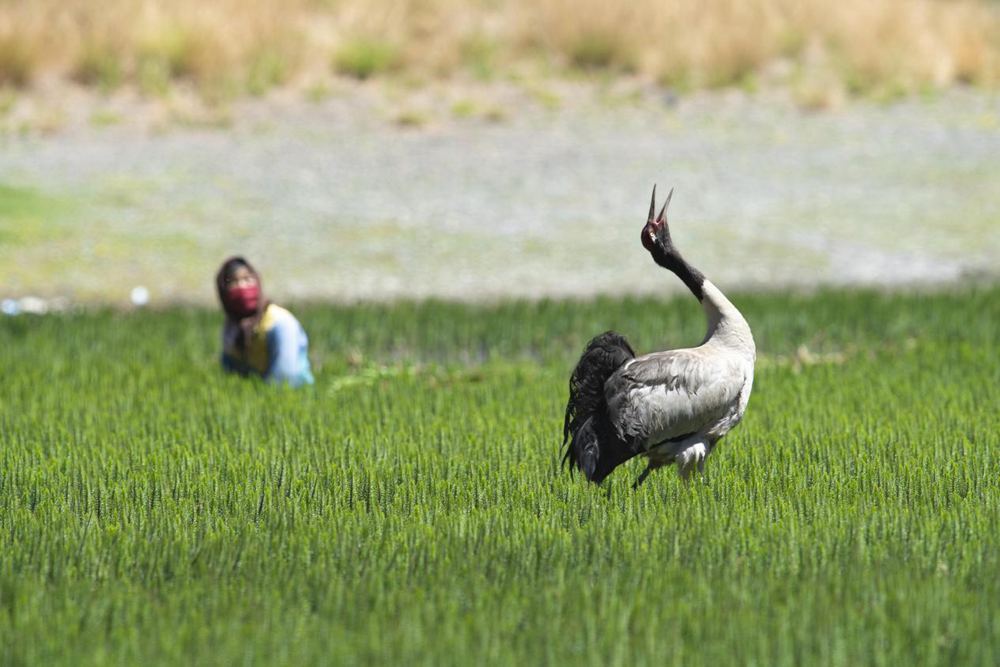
562, 186, 756, 486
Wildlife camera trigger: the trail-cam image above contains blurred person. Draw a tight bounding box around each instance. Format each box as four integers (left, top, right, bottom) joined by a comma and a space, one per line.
216, 256, 314, 387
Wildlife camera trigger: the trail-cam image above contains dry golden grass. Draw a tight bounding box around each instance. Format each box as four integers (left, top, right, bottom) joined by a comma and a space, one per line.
0, 0, 997, 98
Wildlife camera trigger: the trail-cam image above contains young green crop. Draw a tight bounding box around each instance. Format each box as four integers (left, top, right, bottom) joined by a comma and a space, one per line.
1, 287, 998, 665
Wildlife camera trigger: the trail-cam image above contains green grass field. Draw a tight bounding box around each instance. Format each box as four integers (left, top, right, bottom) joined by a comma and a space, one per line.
1, 288, 998, 665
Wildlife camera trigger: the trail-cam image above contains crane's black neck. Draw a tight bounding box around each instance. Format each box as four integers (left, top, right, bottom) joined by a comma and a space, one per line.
651, 247, 705, 301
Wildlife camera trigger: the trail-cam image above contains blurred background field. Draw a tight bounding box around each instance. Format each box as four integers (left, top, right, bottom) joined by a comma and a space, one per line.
2, 0, 999, 102
2, 88, 999, 305
1, 0, 999, 307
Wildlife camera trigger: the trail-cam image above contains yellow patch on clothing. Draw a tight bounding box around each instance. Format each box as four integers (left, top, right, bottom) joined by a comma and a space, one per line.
234, 304, 292, 375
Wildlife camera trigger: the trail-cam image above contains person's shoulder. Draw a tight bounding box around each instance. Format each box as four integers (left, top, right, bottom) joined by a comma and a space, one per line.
263, 303, 303, 330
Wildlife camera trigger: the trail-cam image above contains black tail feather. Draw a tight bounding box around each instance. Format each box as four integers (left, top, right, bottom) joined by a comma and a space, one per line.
562, 331, 638, 483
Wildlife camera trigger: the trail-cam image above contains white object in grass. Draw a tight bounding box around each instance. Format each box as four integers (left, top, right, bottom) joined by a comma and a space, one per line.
130, 286, 150, 306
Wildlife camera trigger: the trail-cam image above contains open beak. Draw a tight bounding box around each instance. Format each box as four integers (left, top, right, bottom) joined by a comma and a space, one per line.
656, 187, 673, 223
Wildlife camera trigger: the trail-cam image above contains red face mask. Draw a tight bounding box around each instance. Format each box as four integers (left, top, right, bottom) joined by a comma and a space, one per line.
223, 284, 260, 318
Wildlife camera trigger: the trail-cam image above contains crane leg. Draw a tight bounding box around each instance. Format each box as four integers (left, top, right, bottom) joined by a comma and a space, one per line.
632, 463, 658, 489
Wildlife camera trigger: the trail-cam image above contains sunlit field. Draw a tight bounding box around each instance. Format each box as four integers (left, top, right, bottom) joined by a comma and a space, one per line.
1, 0, 998, 100
1, 288, 997, 664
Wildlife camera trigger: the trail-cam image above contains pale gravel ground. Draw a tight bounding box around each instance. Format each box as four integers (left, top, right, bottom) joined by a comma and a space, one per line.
1, 84, 998, 305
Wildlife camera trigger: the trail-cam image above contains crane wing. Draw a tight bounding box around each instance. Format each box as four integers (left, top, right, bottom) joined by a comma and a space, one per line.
605, 349, 744, 448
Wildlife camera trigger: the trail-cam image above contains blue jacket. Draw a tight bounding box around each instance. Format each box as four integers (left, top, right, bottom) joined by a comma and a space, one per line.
221, 304, 314, 387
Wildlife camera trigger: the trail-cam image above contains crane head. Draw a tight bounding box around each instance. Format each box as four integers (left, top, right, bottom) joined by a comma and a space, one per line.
641, 185, 674, 254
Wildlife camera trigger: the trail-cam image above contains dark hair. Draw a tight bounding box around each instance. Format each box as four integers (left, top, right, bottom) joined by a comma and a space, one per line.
220, 256, 249, 278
